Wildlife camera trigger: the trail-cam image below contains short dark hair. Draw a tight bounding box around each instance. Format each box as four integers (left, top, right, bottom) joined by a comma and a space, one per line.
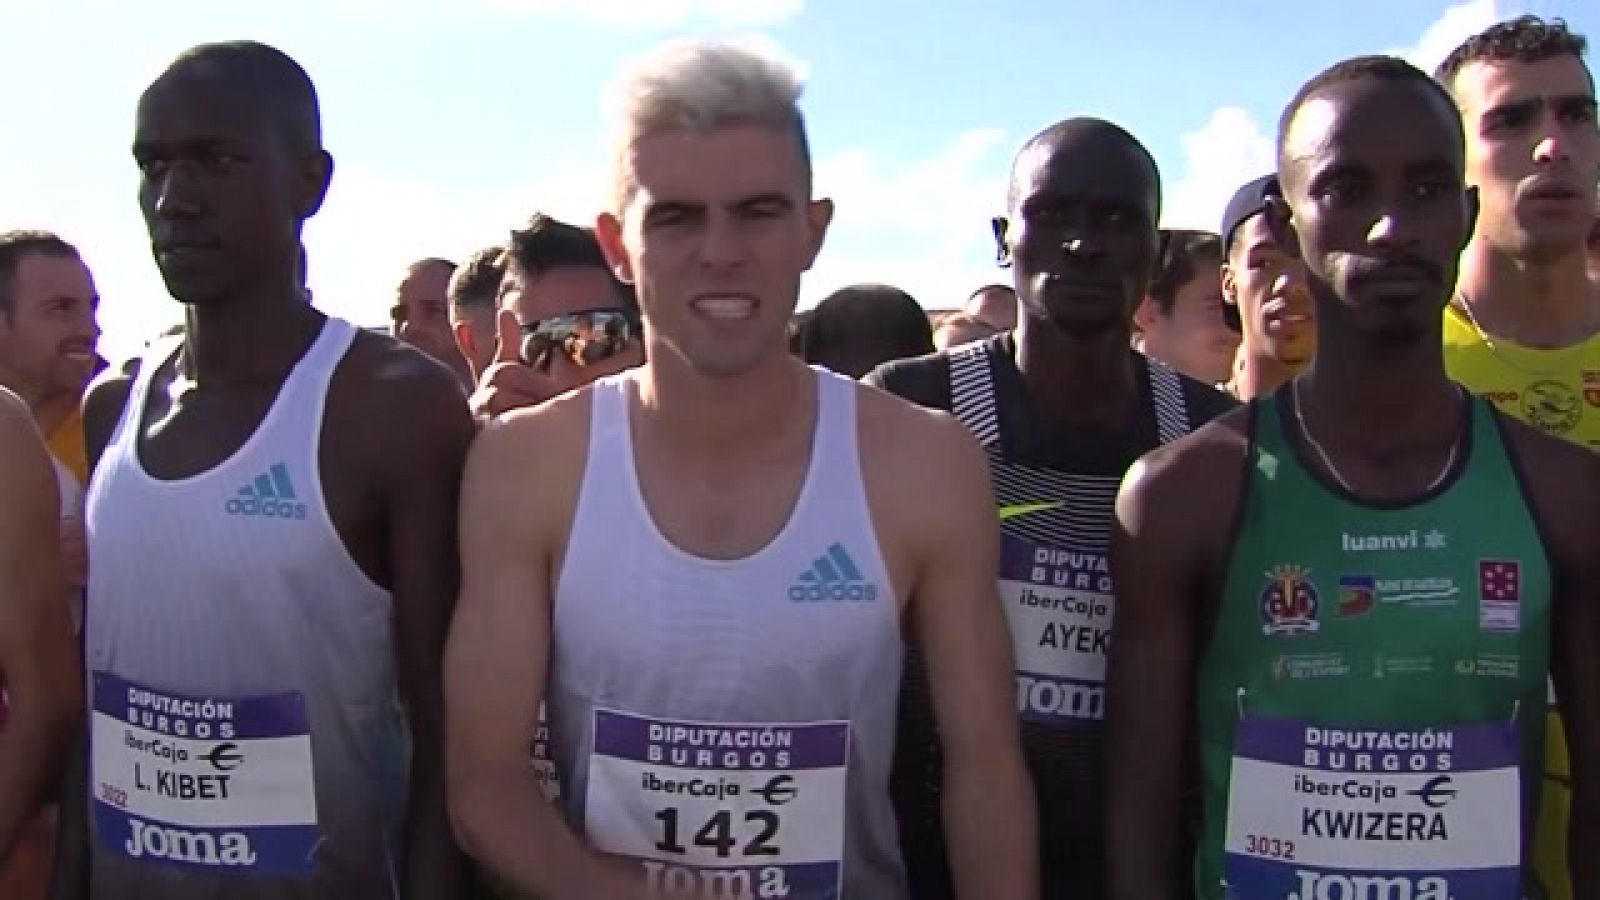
0, 230, 80, 318
967, 283, 1014, 303
1435, 16, 1589, 92
449, 245, 505, 314
1147, 229, 1222, 316
801, 283, 933, 377
505, 214, 636, 317
160, 41, 323, 155
1278, 56, 1462, 186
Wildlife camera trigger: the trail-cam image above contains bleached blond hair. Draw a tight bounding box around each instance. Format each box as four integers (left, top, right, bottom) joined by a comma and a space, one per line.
606, 40, 811, 215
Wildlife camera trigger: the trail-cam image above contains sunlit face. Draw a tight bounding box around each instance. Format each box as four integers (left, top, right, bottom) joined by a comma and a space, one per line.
1453, 55, 1599, 263
0, 252, 101, 401
502, 264, 642, 399
1225, 213, 1316, 367
598, 123, 833, 380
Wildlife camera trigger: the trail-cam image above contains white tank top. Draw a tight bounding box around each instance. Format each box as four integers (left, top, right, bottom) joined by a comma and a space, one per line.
84, 317, 405, 899
547, 368, 908, 899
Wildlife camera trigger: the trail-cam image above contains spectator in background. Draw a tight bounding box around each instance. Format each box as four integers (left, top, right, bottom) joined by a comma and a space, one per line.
933, 312, 999, 350
1133, 228, 1239, 385
469, 214, 642, 419
1218, 174, 1316, 401
391, 256, 471, 386
965, 283, 1017, 332
801, 282, 933, 378
448, 245, 506, 382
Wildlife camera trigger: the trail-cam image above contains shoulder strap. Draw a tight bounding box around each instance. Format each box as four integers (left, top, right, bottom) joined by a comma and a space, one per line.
947, 342, 1000, 449
1146, 357, 1192, 445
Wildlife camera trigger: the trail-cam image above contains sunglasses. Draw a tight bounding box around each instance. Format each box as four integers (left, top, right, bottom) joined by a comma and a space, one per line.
520, 308, 638, 371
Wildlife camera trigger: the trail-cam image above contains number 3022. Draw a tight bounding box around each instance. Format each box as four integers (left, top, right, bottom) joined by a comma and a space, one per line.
1244, 834, 1295, 861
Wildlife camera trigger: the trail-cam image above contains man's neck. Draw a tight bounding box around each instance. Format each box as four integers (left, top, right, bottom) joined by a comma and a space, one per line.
1456, 238, 1598, 348
1013, 314, 1136, 425
182, 284, 324, 384
636, 347, 812, 461
1228, 351, 1303, 402
1304, 323, 1457, 443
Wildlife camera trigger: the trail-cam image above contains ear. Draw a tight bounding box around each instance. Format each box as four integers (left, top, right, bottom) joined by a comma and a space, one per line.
452, 319, 477, 361
1263, 196, 1302, 263
1131, 296, 1161, 333
992, 216, 1012, 268
595, 211, 635, 285
297, 150, 335, 220
1220, 261, 1239, 305
802, 197, 835, 271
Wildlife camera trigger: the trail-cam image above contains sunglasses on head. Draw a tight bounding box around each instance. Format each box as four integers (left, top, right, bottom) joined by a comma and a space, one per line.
520, 308, 637, 371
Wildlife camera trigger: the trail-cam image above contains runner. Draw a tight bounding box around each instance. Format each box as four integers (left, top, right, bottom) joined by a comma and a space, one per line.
1217, 175, 1316, 401
868, 116, 1234, 900
1437, 19, 1600, 898
444, 39, 1036, 900
1106, 55, 1600, 899
62, 40, 473, 898
0, 387, 80, 860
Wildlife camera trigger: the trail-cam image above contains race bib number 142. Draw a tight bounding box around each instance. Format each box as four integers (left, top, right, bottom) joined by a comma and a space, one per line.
584, 709, 849, 899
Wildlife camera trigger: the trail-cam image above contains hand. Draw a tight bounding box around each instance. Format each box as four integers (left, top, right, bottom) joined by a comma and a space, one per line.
470, 309, 555, 420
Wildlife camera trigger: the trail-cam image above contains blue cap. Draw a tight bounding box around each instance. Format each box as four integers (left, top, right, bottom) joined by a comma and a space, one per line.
1220, 174, 1281, 255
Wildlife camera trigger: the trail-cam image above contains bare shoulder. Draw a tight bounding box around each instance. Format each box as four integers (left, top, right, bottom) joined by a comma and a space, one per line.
854, 379, 987, 494
338, 329, 469, 422
465, 381, 599, 538
1119, 405, 1253, 544
82, 356, 144, 457
1495, 411, 1600, 575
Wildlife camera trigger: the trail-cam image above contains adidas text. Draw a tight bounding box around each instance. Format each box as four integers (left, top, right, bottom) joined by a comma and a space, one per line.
224, 497, 308, 519
124, 817, 257, 866
789, 581, 877, 603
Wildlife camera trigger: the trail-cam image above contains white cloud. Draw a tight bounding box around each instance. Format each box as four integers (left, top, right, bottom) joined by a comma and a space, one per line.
1160, 106, 1275, 233
477, 0, 803, 28
1391, 0, 1517, 72
805, 128, 1011, 311
1157, 0, 1525, 236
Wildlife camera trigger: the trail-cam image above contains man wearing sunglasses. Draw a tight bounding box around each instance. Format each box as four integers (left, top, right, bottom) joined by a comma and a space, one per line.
469, 214, 643, 420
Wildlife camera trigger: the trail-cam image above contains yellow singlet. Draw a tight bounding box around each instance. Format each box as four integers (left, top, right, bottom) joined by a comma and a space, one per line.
1444, 301, 1600, 900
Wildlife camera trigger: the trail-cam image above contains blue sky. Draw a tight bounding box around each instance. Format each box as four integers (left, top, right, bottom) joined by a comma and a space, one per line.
2, 0, 1596, 361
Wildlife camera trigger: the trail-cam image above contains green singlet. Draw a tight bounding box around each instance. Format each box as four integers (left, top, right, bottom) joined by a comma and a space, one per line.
1194, 392, 1551, 900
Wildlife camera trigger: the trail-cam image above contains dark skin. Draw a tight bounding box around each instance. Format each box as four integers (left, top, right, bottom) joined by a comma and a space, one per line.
51, 48, 470, 900
1106, 74, 1600, 899
993, 118, 1161, 426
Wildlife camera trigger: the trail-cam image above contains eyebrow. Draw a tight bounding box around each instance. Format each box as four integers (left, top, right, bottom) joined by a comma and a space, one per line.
733, 192, 794, 212
1482, 93, 1596, 121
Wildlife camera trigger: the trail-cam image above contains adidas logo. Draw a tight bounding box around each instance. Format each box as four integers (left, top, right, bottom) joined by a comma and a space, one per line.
789, 543, 878, 604
224, 462, 309, 520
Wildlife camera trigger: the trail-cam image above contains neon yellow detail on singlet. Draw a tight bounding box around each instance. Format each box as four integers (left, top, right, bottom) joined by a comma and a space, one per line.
1443, 302, 1600, 900
997, 501, 1065, 521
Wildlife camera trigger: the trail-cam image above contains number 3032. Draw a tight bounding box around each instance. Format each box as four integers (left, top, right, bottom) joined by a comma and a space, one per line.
1244, 834, 1295, 860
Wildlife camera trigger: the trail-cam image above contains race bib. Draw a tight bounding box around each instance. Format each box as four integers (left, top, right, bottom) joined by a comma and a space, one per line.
90, 672, 319, 875
1224, 717, 1521, 899
584, 709, 849, 899
1000, 533, 1113, 725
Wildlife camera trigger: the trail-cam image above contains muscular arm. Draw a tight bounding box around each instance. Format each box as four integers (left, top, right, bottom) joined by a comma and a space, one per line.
1553, 452, 1600, 896
380, 368, 476, 900
50, 367, 135, 900
444, 407, 642, 900
1106, 448, 1211, 900
0, 393, 81, 855
905, 414, 1037, 900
